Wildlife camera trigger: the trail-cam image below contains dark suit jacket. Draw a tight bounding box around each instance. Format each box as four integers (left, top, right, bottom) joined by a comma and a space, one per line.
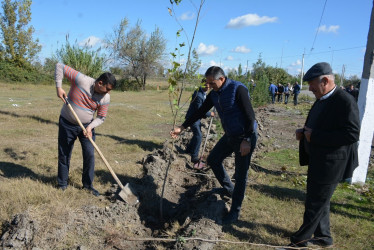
299, 88, 360, 184
185, 87, 211, 120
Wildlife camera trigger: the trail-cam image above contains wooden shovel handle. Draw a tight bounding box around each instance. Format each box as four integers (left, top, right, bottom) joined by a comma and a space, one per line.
64, 97, 125, 190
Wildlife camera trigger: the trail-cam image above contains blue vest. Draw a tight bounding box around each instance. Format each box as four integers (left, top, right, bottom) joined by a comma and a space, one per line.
210, 78, 248, 136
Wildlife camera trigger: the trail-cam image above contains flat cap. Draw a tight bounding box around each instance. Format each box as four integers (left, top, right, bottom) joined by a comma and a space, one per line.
303, 62, 333, 81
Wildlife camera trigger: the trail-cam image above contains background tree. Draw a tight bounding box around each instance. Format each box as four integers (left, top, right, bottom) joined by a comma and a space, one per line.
53, 36, 105, 78
0, 0, 41, 66
105, 18, 166, 90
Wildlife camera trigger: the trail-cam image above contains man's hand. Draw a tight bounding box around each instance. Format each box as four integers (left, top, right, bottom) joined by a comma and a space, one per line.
240, 140, 251, 156
210, 112, 215, 117
56, 87, 67, 103
295, 128, 304, 140
303, 126, 312, 142
84, 126, 93, 138
170, 126, 184, 139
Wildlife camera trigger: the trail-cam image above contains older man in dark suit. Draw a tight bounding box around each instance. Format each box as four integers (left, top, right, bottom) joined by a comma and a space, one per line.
286, 62, 360, 248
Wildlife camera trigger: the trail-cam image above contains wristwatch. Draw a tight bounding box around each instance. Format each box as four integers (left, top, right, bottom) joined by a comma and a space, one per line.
243, 137, 250, 142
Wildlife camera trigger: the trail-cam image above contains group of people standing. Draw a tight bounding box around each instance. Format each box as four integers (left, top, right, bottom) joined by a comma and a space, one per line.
55, 61, 360, 249
269, 81, 301, 105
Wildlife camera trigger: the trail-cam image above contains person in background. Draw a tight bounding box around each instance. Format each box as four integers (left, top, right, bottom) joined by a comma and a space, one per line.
277, 83, 285, 103
284, 62, 360, 249
346, 84, 359, 102
170, 66, 257, 225
55, 63, 117, 196
293, 81, 301, 105
284, 83, 291, 104
269, 82, 278, 104
185, 78, 214, 169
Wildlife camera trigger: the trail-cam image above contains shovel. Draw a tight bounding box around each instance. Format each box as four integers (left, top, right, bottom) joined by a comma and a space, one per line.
64, 97, 139, 205
193, 109, 215, 170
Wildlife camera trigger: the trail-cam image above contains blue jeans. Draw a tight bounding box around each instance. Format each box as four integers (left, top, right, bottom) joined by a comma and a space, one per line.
284, 93, 290, 104
58, 116, 96, 188
294, 92, 299, 105
207, 131, 257, 214
186, 121, 202, 162
271, 93, 276, 104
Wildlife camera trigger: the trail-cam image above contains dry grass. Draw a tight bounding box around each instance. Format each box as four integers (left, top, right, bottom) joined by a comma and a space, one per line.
0, 82, 189, 236
0, 82, 373, 249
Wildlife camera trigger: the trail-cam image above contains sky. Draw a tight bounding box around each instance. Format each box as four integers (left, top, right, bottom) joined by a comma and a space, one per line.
30, 0, 373, 78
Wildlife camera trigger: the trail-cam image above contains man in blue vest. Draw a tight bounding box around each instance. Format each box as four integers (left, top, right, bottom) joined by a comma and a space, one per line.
170, 66, 257, 224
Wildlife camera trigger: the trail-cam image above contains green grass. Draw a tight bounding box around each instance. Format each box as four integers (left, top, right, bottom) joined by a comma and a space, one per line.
0, 82, 373, 249
216, 148, 374, 249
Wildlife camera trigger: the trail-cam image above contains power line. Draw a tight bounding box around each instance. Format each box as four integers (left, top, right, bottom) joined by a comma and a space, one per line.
258, 45, 365, 61
310, 0, 328, 52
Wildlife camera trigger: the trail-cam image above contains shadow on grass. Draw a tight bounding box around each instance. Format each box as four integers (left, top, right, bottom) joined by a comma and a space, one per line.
96, 133, 162, 151
0, 161, 56, 185
223, 220, 292, 246
0, 110, 59, 126
250, 184, 305, 202
331, 202, 374, 221
251, 162, 301, 176
0, 109, 161, 152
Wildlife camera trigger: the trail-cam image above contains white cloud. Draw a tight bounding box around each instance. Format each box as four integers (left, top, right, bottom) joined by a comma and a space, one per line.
226, 55, 234, 61
318, 25, 339, 33
291, 60, 301, 66
226, 13, 278, 29
79, 36, 101, 47
180, 11, 195, 20
196, 43, 218, 56
209, 60, 220, 66
233, 45, 251, 53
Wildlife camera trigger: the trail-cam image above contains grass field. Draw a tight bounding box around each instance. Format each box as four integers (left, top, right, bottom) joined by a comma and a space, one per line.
0, 82, 373, 249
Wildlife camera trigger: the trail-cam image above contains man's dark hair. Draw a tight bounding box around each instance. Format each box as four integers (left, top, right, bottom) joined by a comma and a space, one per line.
96, 72, 117, 88
205, 66, 226, 80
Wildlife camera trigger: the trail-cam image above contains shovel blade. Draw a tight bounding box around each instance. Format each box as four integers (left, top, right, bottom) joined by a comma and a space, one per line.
118, 183, 139, 205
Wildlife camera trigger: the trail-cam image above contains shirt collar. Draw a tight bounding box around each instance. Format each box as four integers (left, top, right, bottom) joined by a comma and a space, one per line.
319, 86, 336, 101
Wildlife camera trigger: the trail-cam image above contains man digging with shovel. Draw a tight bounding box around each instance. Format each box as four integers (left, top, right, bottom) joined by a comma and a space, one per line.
171, 66, 257, 224
55, 63, 116, 196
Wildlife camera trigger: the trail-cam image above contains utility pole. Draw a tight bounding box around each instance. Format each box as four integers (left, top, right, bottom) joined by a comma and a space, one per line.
351, 2, 374, 185
246, 59, 249, 78
300, 51, 305, 89
340, 64, 345, 87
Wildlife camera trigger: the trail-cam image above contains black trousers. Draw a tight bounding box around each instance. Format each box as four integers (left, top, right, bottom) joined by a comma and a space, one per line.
290, 180, 338, 246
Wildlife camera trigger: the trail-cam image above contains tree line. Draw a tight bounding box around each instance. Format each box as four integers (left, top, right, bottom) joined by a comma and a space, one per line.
0, 0, 361, 97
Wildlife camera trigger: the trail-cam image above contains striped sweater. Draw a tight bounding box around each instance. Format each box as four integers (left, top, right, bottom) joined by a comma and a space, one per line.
55, 63, 110, 128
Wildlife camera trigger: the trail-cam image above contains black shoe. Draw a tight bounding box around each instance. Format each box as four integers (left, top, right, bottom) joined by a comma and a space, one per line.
191, 157, 200, 163
211, 187, 233, 198
222, 211, 239, 225
83, 186, 100, 197
306, 238, 333, 247
57, 185, 67, 191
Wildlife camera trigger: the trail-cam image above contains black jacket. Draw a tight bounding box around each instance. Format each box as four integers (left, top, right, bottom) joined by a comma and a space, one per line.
299, 88, 360, 184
